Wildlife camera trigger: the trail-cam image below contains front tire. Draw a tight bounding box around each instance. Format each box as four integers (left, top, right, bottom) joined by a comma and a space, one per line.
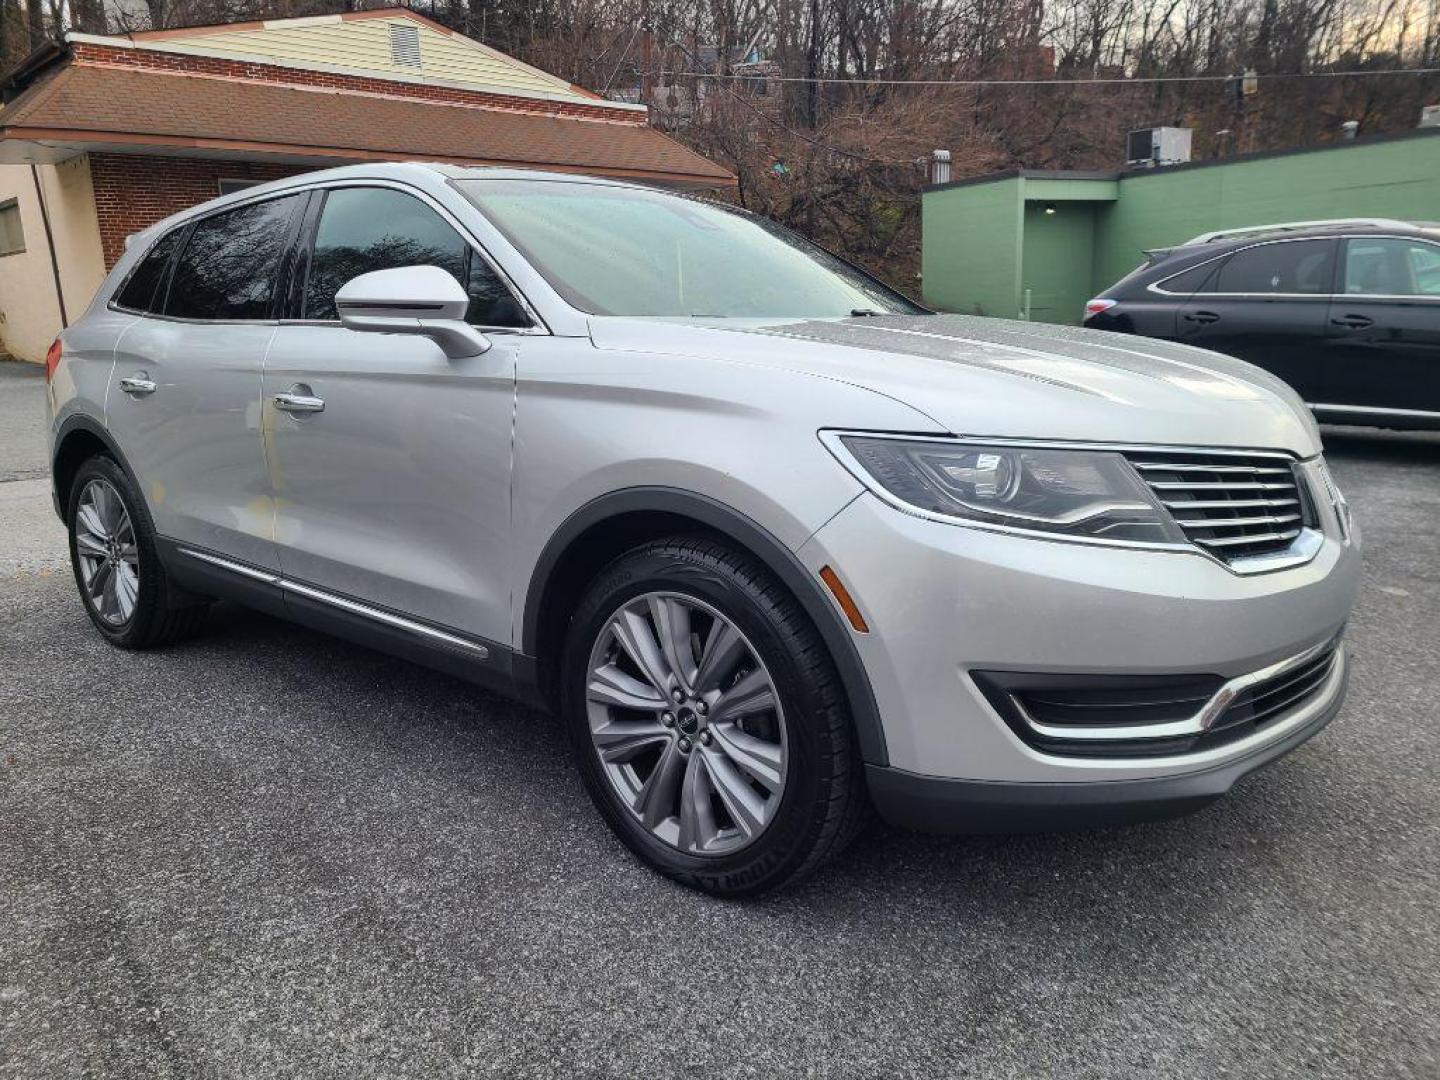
561, 536, 865, 897
66, 455, 208, 649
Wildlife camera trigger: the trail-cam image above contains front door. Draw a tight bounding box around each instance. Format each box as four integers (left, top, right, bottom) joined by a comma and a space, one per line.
1320, 236, 1440, 414
262, 184, 532, 648
107, 192, 305, 572
1176, 238, 1336, 402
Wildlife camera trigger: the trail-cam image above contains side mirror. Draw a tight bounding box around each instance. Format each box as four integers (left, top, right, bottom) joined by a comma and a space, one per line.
335, 265, 491, 359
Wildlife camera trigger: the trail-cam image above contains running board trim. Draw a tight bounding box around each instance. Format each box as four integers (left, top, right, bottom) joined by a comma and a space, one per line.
1306, 402, 1440, 420
174, 546, 490, 660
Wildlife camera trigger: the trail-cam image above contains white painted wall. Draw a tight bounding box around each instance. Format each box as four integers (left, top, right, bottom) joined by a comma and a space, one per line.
0, 156, 107, 363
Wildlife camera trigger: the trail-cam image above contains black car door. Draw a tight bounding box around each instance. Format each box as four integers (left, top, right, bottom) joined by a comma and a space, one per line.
1321, 236, 1440, 414
1176, 238, 1337, 402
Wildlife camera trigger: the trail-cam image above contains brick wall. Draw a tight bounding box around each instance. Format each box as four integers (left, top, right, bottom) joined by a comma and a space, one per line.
89, 153, 311, 268
71, 42, 642, 125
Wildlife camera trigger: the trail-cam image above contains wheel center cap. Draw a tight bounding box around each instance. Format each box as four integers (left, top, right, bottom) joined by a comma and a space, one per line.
675, 707, 700, 736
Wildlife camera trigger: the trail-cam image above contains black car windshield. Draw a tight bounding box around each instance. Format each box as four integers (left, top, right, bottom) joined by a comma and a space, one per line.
456, 178, 924, 319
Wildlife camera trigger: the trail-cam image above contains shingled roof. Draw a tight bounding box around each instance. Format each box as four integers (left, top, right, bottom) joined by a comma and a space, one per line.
0, 16, 733, 189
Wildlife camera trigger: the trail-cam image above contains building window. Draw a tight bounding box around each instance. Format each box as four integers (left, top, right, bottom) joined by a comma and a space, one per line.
389, 24, 422, 68
217, 179, 261, 196
0, 199, 25, 256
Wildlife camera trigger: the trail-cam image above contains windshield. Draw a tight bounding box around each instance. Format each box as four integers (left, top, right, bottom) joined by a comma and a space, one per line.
456, 179, 924, 319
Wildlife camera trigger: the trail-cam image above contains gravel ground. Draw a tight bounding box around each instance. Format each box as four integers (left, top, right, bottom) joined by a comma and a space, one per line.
2, 357, 1437, 1078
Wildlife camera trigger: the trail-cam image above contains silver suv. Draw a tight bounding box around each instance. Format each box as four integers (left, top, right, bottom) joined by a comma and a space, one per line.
47, 164, 1360, 896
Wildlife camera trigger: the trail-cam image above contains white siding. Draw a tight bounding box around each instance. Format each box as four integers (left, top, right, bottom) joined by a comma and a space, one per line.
159, 16, 585, 99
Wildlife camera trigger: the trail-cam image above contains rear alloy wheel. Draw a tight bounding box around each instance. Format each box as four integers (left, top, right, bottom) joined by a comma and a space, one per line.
585, 591, 788, 856
73, 478, 141, 627
66, 455, 209, 649
562, 537, 865, 897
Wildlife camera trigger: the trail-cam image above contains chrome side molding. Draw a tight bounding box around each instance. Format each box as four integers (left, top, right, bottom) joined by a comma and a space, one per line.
175, 547, 490, 659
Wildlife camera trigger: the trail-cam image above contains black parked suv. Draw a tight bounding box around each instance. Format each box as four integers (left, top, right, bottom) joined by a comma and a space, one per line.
1084, 219, 1440, 430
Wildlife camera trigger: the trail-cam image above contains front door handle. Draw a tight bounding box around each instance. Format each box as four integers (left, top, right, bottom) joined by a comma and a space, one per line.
1330, 314, 1374, 329
118, 374, 156, 396
1183, 310, 1220, 325
274, 392, 325, 414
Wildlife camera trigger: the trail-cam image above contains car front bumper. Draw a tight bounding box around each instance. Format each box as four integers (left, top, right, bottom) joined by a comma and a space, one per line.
864, 657, 1346, 832
798, 488, 1361, 827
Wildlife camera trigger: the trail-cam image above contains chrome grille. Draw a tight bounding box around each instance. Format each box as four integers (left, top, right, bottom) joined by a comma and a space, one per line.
1125, 451, 1310, 561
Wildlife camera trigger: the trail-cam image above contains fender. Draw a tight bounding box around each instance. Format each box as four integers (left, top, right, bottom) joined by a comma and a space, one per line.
50, 413, 146, 524
520, 487, 889, 766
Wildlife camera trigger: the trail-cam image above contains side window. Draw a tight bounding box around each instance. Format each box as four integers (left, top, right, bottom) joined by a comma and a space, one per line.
1157, 260, 1220, 295
1344, 238, 1440, 297
1215, 240, 1335, 295
304, 187, 528, 327
165, 195, 301, 321
114, 227, 184, 313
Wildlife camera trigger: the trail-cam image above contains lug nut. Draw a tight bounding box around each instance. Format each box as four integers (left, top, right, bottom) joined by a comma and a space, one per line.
677, 737, 692, 753
694, 700, 708, 716
699, 730, 712, 746
671, 688, 685, 703
661, 712, 675, 727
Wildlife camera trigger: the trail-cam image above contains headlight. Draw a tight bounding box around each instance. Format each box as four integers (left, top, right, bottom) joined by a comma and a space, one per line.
831, 435, 1188, 544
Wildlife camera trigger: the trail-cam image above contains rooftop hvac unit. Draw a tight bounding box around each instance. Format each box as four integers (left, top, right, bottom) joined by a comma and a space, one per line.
1126, 127, 1193, 167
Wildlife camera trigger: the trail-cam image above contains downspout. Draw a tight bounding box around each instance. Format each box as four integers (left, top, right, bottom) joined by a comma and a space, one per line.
30, 162, 68, 328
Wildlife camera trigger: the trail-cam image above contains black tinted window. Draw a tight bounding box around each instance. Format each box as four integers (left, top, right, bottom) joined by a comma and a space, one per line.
305, 187, 528, 326
1158, 260, 1220, 295
115, 227, 183, 312
166, 195, 300, 320
1215, 240, 1335, 295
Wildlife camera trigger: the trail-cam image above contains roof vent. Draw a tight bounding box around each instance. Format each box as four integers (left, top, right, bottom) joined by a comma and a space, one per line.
389, 24, 422, 68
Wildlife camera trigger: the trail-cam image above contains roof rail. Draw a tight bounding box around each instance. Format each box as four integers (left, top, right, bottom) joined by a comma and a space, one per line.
1182, 218, 1418, 246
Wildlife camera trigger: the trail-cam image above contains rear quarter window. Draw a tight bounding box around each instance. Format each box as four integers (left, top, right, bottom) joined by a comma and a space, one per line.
114, 228, 184, 313
1156, 259, 1221, 296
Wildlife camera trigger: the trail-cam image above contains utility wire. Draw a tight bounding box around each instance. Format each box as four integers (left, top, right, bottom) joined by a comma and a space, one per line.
635, 65, 1440, 87
602, 22, 644, 93
655, 32, 910, 165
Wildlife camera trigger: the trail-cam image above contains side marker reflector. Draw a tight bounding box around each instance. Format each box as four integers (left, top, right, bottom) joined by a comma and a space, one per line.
819, 565, 869, 633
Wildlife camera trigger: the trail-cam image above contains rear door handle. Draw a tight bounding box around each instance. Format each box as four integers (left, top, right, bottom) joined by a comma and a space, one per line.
274, 392, 325, 414
1183, 310, 1220, 324
1330, 314, 1374, 329
118, 374, 156, 396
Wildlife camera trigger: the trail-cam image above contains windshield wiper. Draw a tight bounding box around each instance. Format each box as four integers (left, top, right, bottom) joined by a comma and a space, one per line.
850, 308, 888, 317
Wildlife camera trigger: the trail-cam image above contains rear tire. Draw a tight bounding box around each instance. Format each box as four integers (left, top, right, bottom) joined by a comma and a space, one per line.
561, 536, 865, 897
66, 455, 209, 649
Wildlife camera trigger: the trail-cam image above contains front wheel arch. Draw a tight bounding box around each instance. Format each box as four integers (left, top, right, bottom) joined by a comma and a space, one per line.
520, 487, 889, 767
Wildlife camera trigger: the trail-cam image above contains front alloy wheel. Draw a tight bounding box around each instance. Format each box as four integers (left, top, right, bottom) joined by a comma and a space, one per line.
562, 537, 866, 897
585, 592, 787, 856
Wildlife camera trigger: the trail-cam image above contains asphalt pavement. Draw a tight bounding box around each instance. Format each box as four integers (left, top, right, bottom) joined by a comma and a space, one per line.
2, 357, 1438, 1078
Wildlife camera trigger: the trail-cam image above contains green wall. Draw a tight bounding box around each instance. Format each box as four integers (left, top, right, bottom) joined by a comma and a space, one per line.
921, 175, 1022, 317
1091, 133, 1440, 294
921, 131, 1440, 324
1020, 200, 1096, 324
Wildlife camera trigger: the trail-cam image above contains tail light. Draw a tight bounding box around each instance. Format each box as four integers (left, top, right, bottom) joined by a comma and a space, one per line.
44, 337, 62, 382
1084, 298, 1118, 321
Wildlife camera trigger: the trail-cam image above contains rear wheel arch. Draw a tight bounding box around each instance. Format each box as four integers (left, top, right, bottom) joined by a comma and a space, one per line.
52, 417, 139, 525
520, 487, 889, 766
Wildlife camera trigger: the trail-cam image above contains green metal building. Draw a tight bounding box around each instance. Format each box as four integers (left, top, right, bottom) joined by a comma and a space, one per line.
920, 128, 1440, 324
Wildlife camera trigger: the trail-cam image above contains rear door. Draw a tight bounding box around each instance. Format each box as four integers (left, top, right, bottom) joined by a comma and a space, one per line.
106, 192, 304, 571
1322, 236, 1440, 414
1177, 238, 1337, 401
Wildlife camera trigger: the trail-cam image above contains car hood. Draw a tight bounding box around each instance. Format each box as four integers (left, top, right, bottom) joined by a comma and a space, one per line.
587, 313, 1323, 457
